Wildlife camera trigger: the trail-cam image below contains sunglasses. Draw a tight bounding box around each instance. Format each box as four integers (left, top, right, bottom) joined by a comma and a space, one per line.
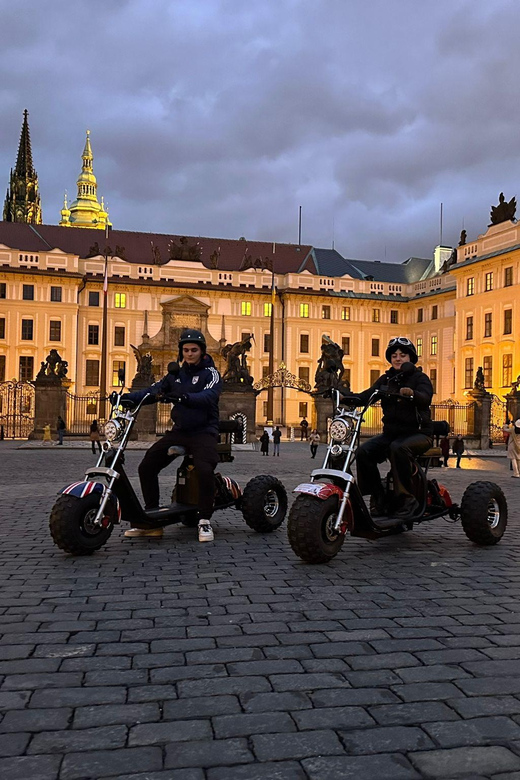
388, 337, 412, 347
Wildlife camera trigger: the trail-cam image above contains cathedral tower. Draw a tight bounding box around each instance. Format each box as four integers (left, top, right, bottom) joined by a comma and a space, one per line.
3, 110, 42, 224
60, 130, 111, 229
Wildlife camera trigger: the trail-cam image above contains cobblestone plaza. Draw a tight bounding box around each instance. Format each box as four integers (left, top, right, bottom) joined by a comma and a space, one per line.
1, 442, 520, 779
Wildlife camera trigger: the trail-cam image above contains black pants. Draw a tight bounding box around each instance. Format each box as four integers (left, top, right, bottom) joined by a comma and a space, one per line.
138, 429, 219, 518
310, 444, 318, 458
356, 432, 432, 501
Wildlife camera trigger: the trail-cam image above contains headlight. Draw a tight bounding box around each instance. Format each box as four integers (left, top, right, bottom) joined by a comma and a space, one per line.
330, 443, 343, 458
329, 418, 349, 442
104, 419, 124, 442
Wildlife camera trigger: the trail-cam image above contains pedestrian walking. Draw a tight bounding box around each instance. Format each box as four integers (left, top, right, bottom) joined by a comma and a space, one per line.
309, 429, 320, 459
440, 435, 450, 467
300, 417, 309, 441
260, 430, 270, 456
453, 434, 465, 468
89, 419, 102, 454
56, 415, 66, 445
503, 419, 520, 478
272, 426, 282, 456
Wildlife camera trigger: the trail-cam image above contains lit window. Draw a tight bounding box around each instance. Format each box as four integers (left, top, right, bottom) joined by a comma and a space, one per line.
112, 360, 126, 386
263, 302, 272, 317
372, 308, 380, 323
241, 301, 252, 316
417, 337, 423, 357
300, 303, 309, 318
485, 272, 493, 292
322, 305, 331, 320
115, 293, 126, 308
466, 277, 474, 296
341, 307, 350, 321
430, 336, 438, 355
298, 367, 310, 383
503, 354, 513, 386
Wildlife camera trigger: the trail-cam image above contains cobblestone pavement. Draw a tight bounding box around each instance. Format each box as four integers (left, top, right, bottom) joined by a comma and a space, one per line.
0, 440, 519, 780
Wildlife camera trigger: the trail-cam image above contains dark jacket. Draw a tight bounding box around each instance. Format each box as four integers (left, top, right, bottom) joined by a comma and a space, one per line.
440, 437, 450, 457
453, 438, 465, 455
356, 366, 434, 437
273, 429, 282, 444
126, 355, 222, 436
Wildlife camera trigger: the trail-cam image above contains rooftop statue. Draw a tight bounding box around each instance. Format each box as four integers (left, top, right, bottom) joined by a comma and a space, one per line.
169, 236, 201, 262
490, 192, 516, 225
458, 229, 467, 246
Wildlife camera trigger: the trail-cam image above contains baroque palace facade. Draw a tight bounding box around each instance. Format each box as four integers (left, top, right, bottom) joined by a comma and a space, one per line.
1, 112, 519, 427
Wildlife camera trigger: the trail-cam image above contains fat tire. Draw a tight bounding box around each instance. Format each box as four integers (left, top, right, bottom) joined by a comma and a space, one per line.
241, 475, 287, 532
49, 493, 114, 555
287, 494, 345, 563
460, 480, 507, 546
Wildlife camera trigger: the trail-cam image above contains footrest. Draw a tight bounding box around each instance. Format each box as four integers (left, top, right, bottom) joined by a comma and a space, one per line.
422, 447, 442, 458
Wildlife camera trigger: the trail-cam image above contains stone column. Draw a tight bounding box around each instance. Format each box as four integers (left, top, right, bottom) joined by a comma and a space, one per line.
29, 379, 67, 440
219, 386, 257, 442
314, 396, 333, 441
131, 377, 157, 441
505, 389, 520, 425
465, 388, 491, 448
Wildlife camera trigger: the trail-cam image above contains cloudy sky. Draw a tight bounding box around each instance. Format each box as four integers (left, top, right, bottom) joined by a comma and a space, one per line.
1, 0, 519, 263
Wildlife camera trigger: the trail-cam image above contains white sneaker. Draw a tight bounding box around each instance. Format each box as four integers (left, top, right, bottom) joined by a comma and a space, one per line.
198, 522, 214, 542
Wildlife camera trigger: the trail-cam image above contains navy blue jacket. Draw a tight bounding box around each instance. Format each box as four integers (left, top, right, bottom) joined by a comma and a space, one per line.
356, 366, 434, 437
126, 355, 222, 436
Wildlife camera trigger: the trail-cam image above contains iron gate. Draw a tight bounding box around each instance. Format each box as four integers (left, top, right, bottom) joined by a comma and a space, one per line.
66, 391, 108, 435
0, 380, 35, 439
490, 395, 507, 443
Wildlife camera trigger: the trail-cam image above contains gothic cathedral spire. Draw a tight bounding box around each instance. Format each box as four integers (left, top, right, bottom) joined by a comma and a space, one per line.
60, 130, 111, 229
3, 110, 42, 224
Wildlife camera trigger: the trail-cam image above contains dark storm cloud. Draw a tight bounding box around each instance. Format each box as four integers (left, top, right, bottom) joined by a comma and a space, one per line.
1, 0, 519, 262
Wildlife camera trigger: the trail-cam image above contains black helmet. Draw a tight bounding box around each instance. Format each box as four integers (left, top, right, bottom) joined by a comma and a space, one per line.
385, 336, 418, 364
178, 329, 206, 360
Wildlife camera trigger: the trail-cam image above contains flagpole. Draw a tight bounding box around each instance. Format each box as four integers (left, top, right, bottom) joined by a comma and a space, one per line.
99, 227, 110, 419
266, 256, 276, 425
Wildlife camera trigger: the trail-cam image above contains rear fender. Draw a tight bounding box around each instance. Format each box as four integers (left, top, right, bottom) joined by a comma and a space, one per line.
59, 481, 121, 523
293, 482, 344, 501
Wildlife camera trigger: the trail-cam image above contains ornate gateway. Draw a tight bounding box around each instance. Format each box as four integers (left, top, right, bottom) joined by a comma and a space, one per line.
0, 380, 35, 439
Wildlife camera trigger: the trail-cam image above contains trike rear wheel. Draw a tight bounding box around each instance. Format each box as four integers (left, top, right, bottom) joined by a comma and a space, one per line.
460, 480, 507, 546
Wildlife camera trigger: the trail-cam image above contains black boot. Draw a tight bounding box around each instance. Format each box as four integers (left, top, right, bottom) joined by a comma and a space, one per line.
393, 496, 419, 520
369, 493, 387, 518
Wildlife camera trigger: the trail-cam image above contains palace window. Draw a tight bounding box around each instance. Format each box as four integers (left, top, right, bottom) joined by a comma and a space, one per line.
19, 356, 34, 381
417, 308, 423, 323
299, 402, 308, 418
88, 325, 99, 345
0, 318, 5, 339
485, 272, 493, 292
89, 291, 99, 307
85, 359, 100, 386
372, 308, 380, 323
371, 338, 380, 357
503, 354, 513, 387
343, 367, 351, 385
342, 336, 350, 355
341, 306, 350, 321
115, 292, 126, 309
298, 367, 310, 383
241, 301, 252, 316
390, 310, 398, 324
23, 284, 34, 301
504, 309, 512, 335
464, 357, 474, 389
112, 360, 126, 387
263, 333, 271, 353
263, 302, 272, 317
21, 319, 33, 340
262, 365, 269, 379
300, 334, 309, 353
322, 305, 331, 320
0, 283, 6, 299
0, 355, 5, 382
483, 355, 492, 387
50, 286, 62, 302
466, 277, 475, 296
114, 326, 125, 347
299, 303, 309, 318
431, 305, 438, 320
466, 316, 473, 340
370, 369, 380, 385
417, 337, 423, 357
430, 335, 438, 355
430, 368, 437, 394
484, 312, 492, 338
504, 266, 513, 287
49, 321, 61, 342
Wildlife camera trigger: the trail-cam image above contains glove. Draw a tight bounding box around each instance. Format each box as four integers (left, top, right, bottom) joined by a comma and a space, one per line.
165, 392, 188, 404
119, 393, 136, 409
